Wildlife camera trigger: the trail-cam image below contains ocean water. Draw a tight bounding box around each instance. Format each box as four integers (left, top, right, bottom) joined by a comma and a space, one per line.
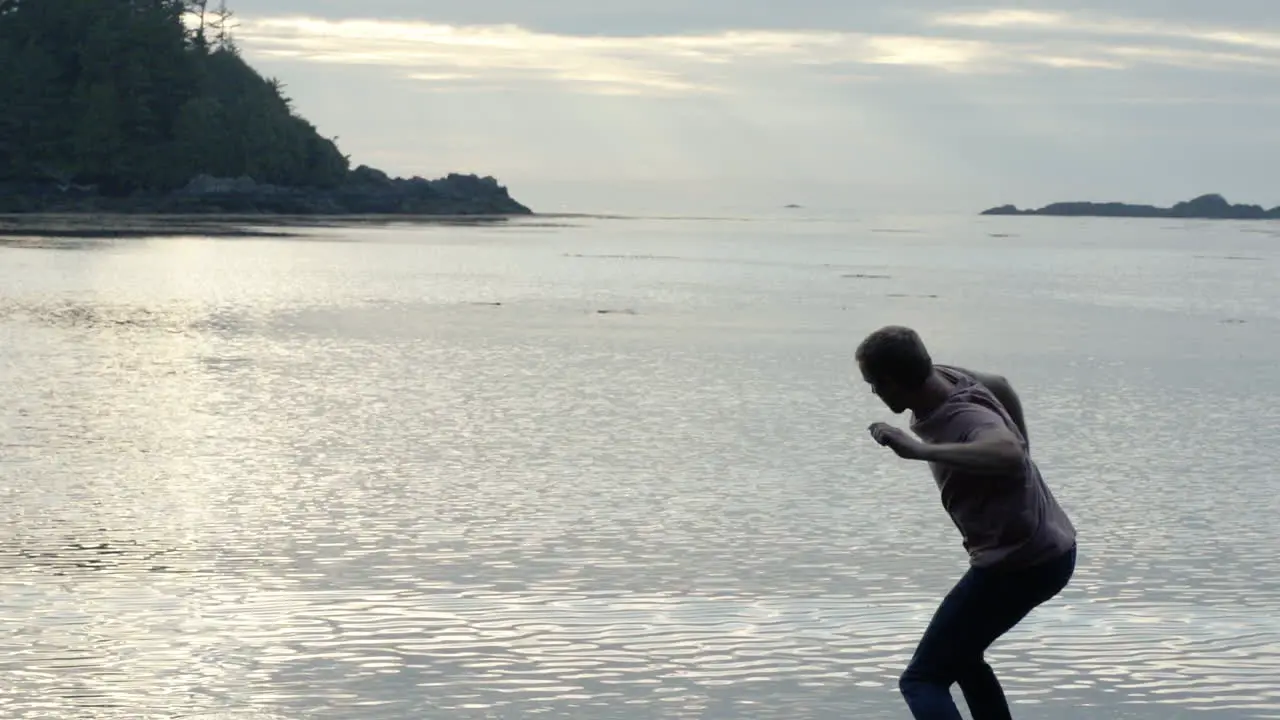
0, 212, 1278, 720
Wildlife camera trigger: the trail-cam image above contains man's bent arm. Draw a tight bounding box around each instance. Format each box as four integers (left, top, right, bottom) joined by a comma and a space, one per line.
958, 367, 1030, 449
919, 426, 1025, 474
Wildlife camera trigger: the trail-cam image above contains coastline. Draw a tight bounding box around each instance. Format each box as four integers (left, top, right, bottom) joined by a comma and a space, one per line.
981, 193, 1280, 221
0, 212, 532, 240
0, 170, 534, 222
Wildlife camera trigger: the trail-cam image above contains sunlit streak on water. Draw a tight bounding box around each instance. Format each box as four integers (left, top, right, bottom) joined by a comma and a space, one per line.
1, 216, 1278, 719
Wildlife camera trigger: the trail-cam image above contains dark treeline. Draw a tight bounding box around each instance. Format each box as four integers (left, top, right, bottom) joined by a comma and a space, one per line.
0, 0, 350, 195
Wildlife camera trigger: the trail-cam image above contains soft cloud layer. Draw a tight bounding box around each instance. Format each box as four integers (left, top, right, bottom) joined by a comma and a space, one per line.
237, 9, 1280, 97
936, 9, 1280, 69
230, 0, 1280, 37
238, 19, 999, 96
935, 8, 1280, 51
231, 3, 1280, 213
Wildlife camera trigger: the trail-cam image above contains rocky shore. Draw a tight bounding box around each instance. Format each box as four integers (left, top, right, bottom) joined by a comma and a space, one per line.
0, 166, 532, 216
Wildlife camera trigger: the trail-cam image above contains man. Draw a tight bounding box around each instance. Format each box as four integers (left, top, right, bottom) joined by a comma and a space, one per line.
855, 325, 1077, 720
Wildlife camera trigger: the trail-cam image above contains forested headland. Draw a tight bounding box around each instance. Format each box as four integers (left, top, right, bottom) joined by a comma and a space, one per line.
0, 0, 531, 215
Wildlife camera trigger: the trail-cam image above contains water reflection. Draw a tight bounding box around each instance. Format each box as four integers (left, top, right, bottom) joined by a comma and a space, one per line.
0, 218, 1277, 719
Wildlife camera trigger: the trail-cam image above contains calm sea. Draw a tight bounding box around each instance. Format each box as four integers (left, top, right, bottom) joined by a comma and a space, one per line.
1, 212, 1277, 720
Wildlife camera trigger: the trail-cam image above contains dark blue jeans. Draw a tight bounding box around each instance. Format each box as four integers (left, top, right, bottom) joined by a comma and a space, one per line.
899, 545, 1076, 720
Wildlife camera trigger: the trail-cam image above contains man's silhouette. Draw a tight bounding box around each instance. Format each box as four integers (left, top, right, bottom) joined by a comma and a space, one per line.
856, 325, 1077, 720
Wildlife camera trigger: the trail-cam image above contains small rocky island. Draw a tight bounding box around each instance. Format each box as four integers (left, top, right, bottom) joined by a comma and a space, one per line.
0, 0, 530, 216
981, 194, 1280, 220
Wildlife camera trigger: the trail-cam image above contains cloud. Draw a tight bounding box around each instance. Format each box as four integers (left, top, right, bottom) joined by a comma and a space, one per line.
934, 9, 1280, 54
234, 16, 1020, 96
932, 9, 1075, 30
1029, 55, 1126, 69
931, 10, 1280, 72
232, 9, 1280, 98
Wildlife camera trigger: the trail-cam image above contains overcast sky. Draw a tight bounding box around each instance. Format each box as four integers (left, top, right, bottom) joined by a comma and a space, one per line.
226, 0, 1280, 214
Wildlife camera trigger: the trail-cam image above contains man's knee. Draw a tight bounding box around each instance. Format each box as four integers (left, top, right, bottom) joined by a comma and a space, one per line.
953, 656, 994, 683
898, 659, 944, 696
899, 655, 983, 696
897, 668, 919, 702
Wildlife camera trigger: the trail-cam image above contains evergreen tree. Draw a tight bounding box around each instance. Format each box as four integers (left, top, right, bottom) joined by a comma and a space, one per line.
0, 0, 350, 191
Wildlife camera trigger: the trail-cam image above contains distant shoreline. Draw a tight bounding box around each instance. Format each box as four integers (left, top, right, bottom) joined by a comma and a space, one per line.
981, 193, 1280, 220
0, 212, 532, 240
0, 170, 533, 220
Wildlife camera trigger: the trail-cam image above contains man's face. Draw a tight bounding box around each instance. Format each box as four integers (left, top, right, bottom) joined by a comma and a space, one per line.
859, 361, 908, 414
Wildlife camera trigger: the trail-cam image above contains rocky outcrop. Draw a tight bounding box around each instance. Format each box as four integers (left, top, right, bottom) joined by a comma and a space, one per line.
0, 166, 532, 216
982, 194, 1280, 220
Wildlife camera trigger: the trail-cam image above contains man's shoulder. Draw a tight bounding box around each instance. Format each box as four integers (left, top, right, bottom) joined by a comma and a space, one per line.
935, 364, 969, 380
939, 364, 1008, 388
942, 358, 998, 381
944, 404, 1007, 432
914, 402, 1005, 443
916, 367, 1013, 442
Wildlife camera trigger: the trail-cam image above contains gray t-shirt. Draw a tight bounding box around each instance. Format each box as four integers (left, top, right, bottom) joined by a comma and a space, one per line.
909, 365, 1076, 570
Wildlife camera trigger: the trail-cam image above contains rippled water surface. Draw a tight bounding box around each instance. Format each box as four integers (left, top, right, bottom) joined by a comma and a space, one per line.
2, 213, 1279, 719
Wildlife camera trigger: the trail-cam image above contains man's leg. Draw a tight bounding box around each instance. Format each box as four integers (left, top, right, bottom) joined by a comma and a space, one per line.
954, 657, 1013, 720
898, 568, 988, 720
899, 546, 1077, 720
953, 546, 1078, 720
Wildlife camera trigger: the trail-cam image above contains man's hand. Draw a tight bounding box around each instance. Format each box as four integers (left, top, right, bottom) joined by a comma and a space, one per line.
868, 422, 928, 461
